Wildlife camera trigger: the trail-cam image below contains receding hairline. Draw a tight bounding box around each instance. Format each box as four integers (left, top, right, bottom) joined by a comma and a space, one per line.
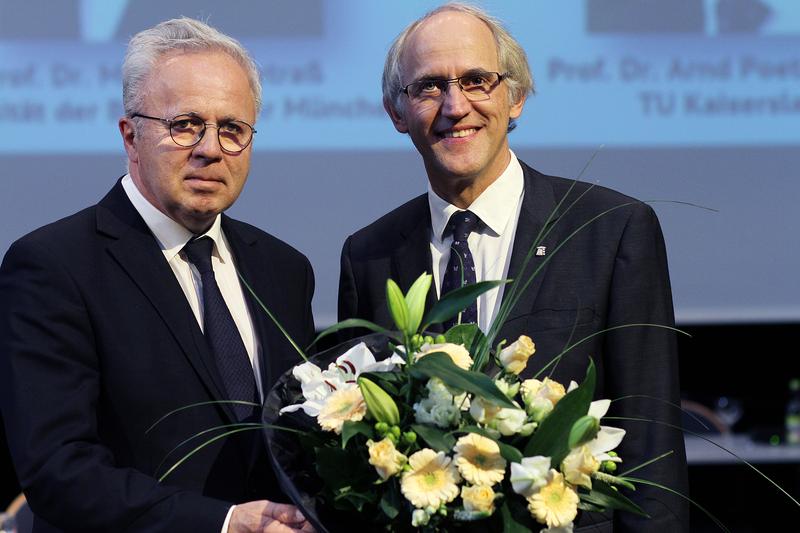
398, 8, 501, 78
138, 48, 257, 116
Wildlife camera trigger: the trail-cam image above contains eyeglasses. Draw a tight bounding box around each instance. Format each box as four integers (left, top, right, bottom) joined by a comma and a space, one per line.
130, 113, 256, 153
402, 71, 508, 103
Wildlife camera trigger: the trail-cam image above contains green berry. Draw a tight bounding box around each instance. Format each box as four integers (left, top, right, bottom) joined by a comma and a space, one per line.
402, 431, 417, 444
435, 334, 446, 344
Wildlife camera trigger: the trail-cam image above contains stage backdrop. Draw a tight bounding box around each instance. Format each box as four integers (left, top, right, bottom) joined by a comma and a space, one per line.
1, 0, 798, 326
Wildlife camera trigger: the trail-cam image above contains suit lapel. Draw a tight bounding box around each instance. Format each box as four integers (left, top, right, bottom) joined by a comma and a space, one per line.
501, 164, 561, 323
222, 218, 281, 398
97, 182, 235, 421
391, 196, 440, 325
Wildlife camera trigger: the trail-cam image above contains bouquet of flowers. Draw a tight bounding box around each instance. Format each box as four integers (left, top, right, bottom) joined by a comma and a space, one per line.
262, 273, 647, 532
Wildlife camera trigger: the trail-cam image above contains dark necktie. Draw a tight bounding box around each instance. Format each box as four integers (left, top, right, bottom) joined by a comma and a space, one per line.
441, 210, 480, 330
183, 237, 258, 421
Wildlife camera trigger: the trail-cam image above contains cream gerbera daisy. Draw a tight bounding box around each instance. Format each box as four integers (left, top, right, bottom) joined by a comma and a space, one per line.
316, 385, 367, 434
453, 433, 507, 486
528, 470, 579, 528
401, 449, 461, 509
416, 342, 473, 370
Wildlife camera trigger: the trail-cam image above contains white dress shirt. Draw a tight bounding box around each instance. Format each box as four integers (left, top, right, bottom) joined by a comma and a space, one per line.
429, 151, 525, 332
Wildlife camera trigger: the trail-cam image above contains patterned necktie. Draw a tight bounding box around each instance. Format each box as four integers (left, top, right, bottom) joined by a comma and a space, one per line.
183, 237, 258, 421
441, 210, 480, 330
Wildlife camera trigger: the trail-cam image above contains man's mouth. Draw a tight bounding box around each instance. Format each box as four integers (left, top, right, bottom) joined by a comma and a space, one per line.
441, 128, 478, 139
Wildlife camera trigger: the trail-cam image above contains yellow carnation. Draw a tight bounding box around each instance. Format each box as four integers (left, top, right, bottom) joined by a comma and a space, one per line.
528, 471, 579, 528
453, 433, 507, 486
416, 343, 473, 370
316, 385, 367, 434
401, 449, 461, 509
561, 445, 600, 490
497, 335, 535, 375
367, 438, 407, 480
461, 484, 496, 514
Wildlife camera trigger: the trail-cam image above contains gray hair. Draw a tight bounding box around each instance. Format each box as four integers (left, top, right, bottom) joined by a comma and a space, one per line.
122, 17, 262, 117
382, 2, 534, 119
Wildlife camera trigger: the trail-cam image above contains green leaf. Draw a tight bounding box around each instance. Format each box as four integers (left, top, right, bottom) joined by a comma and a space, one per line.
341, 420, 373, 449
379, 479, 403, 519
500, 499, 537, 532
404, 273, 432, 335
411, 424, 456, 452
386, 279, 409, 333
444, 323, 485, 353
358, 377, 400, 426
409, 352, 516, 409
523, 359, 596, 463
458, 425, 523, 463
422, 280, 509, 329
580, 479, 649, 518
308, 318, 393, 348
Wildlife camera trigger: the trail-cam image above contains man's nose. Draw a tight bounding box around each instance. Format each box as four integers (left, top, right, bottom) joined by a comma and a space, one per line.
440, 83, 472, 118
192, 125, 224, 159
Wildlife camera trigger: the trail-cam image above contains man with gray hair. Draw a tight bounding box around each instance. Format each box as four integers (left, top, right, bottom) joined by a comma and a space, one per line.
339, 3, 688, 531
0, 18, 314, 533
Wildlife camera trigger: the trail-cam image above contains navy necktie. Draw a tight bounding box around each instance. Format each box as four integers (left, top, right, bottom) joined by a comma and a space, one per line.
441, 210, 480, 330
183, 237, 258, 421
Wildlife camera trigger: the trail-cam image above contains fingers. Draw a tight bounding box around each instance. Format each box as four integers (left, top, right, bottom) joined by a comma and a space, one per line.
263, 501, 306, 525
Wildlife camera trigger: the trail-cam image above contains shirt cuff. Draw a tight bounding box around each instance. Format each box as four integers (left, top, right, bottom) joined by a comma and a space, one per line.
221, 505, 235, 533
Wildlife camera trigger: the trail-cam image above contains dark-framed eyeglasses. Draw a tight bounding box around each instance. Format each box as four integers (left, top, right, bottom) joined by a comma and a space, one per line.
130, 113, 256, 153
401, 71, 508, 103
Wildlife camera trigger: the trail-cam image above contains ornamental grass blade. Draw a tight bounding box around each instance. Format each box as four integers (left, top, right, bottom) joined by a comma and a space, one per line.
409, 352, 515, 409
523, 359, 596, 463
581, 478, 649, 518
422, 280, 509, 329
404, 273, 432, 334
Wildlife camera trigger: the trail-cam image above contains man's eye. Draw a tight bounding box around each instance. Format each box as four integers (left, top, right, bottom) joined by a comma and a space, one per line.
172, 117, 203, 131
220, 122, 245, 135
462, 75, 488, 88
419, 80, 441, 93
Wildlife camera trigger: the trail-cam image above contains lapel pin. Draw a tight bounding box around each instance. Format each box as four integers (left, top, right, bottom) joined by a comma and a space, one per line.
535, 246, 547, 256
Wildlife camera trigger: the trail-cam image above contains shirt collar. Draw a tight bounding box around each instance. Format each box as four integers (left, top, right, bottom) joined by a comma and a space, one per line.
121, 174, 225, 262
428, 150, 524, 242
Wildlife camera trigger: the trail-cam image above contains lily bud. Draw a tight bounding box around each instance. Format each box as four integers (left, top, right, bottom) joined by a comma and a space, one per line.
568, 415, 600, 449
358, 377, 400, 426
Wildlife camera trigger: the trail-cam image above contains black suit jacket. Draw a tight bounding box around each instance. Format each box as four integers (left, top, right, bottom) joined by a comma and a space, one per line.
0, 182, 315, 532
339, 161, 689, 532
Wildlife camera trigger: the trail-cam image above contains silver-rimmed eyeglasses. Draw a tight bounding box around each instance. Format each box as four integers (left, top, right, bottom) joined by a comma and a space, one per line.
131, 113, 256, 153
401, 71, 508, 103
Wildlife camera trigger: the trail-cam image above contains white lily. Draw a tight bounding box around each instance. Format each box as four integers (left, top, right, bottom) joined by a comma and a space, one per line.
280, 342, 405, 416
575, 395, 626, 462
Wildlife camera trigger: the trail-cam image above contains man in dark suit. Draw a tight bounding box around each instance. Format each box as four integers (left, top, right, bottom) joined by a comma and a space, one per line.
338, 4, 689, 532
0, 18, 314, 533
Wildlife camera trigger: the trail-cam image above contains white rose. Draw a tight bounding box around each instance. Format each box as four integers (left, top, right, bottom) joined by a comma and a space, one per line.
497, 335, 535, 375
510, 456, 551, 497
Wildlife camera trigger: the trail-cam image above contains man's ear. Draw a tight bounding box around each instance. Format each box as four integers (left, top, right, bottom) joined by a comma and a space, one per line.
384, 98, 408, 134
119, 117, 138, 164
509, 93, 526, 120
